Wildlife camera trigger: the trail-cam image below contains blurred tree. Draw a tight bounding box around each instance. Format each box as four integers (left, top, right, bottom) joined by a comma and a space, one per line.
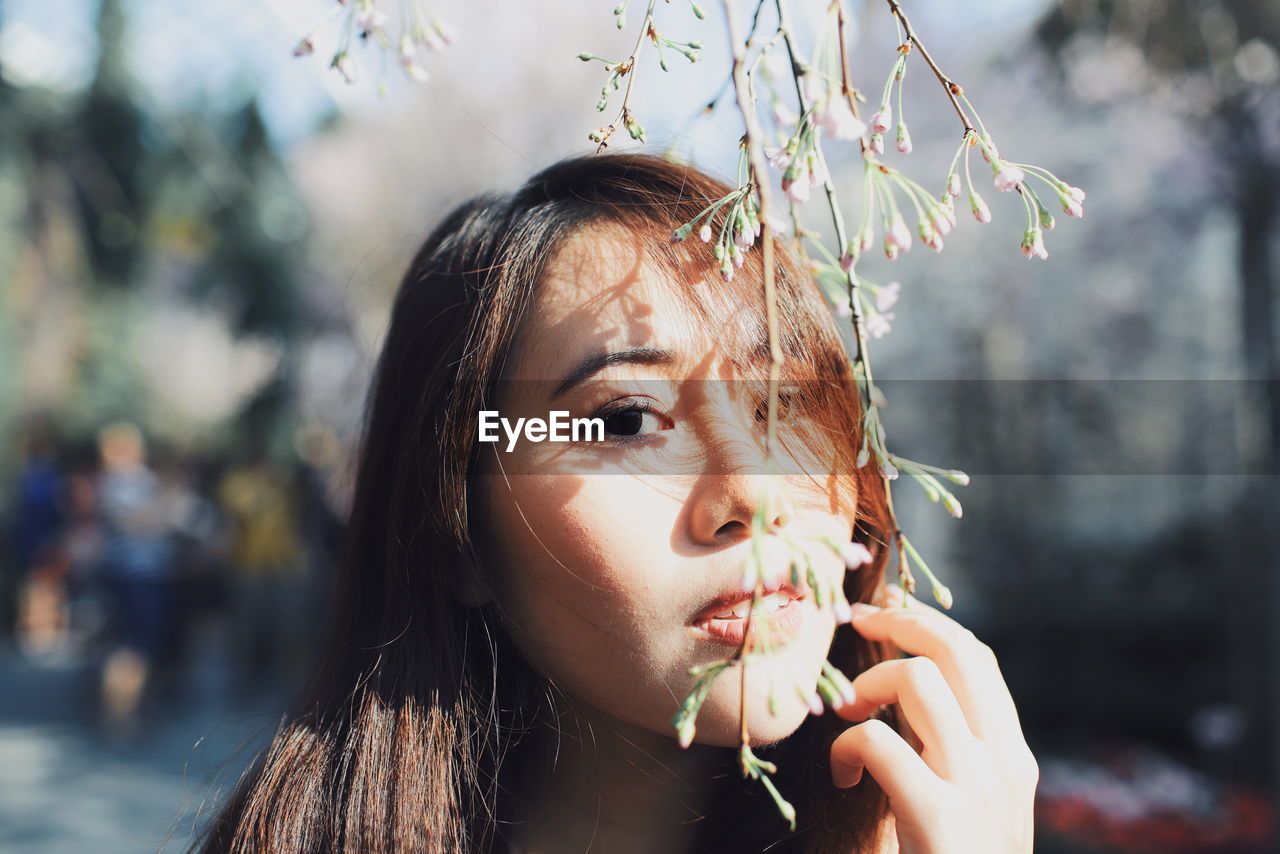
186, 99, 310, 459
1032, 0, 1280, 805
72, 0, 149, 287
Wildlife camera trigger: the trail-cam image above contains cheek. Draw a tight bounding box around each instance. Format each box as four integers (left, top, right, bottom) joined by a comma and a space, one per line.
481, 474, 685, 659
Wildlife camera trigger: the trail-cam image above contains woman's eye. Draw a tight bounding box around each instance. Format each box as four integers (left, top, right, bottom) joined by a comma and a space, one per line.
598, 402, 667, 438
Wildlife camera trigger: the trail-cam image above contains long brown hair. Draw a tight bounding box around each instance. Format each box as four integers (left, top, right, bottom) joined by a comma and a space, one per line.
193, 152, 906, 854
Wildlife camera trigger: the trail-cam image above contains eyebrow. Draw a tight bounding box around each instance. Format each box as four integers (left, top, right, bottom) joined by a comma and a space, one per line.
552, 346, 678, 398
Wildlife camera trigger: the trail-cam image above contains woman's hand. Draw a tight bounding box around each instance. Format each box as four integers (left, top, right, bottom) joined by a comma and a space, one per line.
829, 584, 1038, 854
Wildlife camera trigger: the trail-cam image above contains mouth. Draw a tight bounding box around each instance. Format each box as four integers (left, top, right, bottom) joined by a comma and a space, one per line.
688, 583, 808, 647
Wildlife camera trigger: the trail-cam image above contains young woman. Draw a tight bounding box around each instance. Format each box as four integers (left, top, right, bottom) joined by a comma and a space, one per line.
194, 153, 1038, 853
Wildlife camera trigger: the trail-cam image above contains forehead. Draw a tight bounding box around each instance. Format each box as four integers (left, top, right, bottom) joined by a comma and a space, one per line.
505, 221, 757, 382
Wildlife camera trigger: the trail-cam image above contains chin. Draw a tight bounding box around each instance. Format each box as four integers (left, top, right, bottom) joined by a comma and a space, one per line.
684, 663, 817, 748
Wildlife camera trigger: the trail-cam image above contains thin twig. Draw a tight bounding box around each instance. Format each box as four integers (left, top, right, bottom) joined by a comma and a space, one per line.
596, 0, 659, 153
884, 0, 973, 134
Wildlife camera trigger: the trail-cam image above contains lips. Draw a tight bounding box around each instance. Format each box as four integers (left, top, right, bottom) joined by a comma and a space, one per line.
688, 580, 808, 647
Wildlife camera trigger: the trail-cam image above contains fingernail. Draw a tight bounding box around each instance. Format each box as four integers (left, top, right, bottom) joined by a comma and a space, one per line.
849, 602, 879, 619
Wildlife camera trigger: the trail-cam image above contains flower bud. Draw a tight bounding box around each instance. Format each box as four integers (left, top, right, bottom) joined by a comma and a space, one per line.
933, 584, 954, 610
806, 690, 825, 716
895, 123, 913, 154
969, 192, 992, 224
928, 205, 953, 237
879, 461, 899, 480
946, 173, 961, 197
293, 37, 315, 57
332, 52, 357, 84
942, 493, 963, 518
870, 133, 885, 154
992, 160, 1024, 192
855, 448, 870, 468
838, 541, 873, 569
356, 6, 388, 35
869, 108, 892, 135
698, 223, 713, 242
887, 213, 912, 253
1020, 227, 1048, 260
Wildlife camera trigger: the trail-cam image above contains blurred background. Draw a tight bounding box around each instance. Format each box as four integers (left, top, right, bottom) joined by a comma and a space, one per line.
0, 0, 1276, 851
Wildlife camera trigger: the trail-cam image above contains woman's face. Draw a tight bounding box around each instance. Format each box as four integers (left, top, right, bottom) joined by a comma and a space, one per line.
476, 222, 858, 747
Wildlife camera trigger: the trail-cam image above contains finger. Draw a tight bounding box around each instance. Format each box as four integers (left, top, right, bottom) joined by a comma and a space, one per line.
845, 595, 1023, 742
833, 657, 981, 780
830, 718, 947, 827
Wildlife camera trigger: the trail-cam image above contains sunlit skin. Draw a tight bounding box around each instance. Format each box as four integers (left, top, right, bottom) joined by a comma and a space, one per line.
471, 223, 1038, 853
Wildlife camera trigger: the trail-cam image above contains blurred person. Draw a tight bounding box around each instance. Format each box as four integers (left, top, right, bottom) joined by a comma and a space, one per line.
193, 154, 1038, 854
94, 421, 181, 734
216, 449, 307, 699
11, 425, 69, 655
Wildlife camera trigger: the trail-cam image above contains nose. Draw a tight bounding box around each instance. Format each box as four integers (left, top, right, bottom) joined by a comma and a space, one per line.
687, 470, 791, 546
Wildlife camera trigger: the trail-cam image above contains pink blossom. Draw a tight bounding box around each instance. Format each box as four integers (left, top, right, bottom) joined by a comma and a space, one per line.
356, 5, 388, 35
875, 281, 901, 312
735, 227, 754, 249
887, 213, 912, 253
929, 205, 953, 236
806, 151, 829, 187
869, 133, 885, 155
946, 173, 961, 197
1060, 194, 1084, 218
919, 221, 943, 252
869, 108, 892, 135
292, 37, 315, 57
1020, 228, 1048, 260
816, 96, 868, 141
993, 161, 1025, 192
970, 192, 992, 223
838, 541, 873, 569
784, 170, 810, 203
867, 312, 895, 339
839, 252, 856, 273
765, 146, 793, 170
1065, 184, 1086, 204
